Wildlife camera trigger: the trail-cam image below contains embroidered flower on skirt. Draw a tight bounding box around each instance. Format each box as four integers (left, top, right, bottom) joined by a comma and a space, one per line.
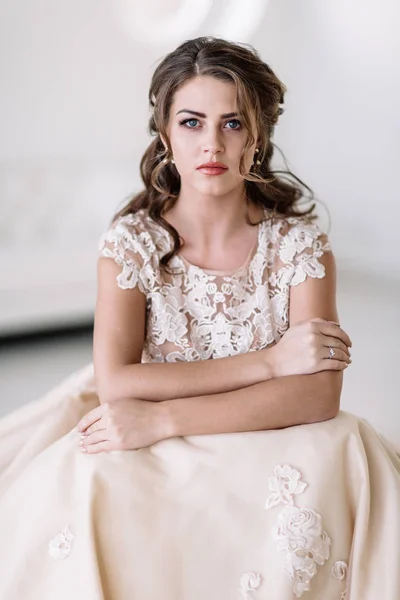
48, 524, 74, 559
273, 505, 331, 598
265, 464, 308, 509
239, 572, 263, 599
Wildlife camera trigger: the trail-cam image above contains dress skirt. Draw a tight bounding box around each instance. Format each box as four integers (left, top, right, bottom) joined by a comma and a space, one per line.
0, 363, 399, 599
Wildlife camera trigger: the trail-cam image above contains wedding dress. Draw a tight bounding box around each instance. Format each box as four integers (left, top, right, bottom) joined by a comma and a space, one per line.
0, 208, 399, 599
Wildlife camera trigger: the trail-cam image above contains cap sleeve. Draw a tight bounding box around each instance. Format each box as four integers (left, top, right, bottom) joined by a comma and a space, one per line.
277, 217, 332, 287
98, 214, 156, 294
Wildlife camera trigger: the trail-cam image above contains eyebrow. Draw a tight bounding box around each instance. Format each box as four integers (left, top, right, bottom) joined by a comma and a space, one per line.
176, 109, 239, 119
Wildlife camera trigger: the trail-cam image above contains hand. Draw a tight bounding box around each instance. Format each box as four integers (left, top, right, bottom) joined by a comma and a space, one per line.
266, 318, 352, 378
76, 398, 171, 453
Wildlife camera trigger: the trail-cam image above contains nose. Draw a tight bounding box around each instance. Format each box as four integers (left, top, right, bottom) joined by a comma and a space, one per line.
202, 126, 225, 156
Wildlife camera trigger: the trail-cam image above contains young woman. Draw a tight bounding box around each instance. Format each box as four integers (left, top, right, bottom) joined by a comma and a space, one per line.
0, 36, 399, 600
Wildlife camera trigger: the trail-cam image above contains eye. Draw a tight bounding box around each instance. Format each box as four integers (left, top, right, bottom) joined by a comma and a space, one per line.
224, 119, 242, 130
179, 118, 199, 128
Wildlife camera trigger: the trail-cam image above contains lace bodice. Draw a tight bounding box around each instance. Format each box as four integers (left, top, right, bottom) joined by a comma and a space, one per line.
98, 208, 331, 363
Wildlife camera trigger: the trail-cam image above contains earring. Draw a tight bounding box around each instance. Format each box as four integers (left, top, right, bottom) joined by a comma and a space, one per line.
162, 153, 175, 165
253, 148, 261, 165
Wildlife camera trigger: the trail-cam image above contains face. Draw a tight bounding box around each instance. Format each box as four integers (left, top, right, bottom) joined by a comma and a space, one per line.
162, 76, 259, 197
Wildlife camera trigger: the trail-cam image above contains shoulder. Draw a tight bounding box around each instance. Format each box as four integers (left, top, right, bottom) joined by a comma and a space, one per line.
98, 208, 172, 261
99, 210, 152, 254
267, 213, 332, 286
98, 209, 167, 292
271, 214, 331, 257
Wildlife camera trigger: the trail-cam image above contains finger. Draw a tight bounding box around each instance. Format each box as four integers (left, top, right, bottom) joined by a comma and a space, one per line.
323, 337, 351, 357
323, 347, 351, 364
82, 441, 113, 454
319, 324, 352, 348
77, 406, 104, 433
81, 430, 108, 447
310, 318, 340, 326
83, 422, 106, 437
320, 359, 349, 371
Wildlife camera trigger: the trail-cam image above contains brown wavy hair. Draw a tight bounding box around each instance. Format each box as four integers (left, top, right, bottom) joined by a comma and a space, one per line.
114, 36, 317, 272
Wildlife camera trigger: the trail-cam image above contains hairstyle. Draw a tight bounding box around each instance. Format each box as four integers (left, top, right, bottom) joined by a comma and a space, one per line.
114, 36, 317, 272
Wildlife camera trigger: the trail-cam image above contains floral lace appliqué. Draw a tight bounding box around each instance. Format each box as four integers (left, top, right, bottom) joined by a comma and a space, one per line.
265, 464, 308, 509
98, 210, 331, 364
332, 560, 348, 599
273, 505, 332, 597
238, 572, 263, 599
265, 465, 331, 598
48, 524, 74, 559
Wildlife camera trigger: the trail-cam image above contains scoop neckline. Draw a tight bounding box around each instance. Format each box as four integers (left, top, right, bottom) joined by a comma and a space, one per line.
177, 215, 265, 277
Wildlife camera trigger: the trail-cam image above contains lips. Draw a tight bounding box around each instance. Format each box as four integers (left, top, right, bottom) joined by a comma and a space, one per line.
196, 162, 228, 170
196, 162, 228, 176
196, 166, 228, 176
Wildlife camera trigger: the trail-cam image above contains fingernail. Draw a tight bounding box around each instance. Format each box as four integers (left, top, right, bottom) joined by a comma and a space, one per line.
80, 447, 87, 453
79, 440, 84, 446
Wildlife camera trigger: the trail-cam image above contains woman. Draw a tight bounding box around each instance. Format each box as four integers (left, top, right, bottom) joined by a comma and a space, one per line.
0, 36, 399, 599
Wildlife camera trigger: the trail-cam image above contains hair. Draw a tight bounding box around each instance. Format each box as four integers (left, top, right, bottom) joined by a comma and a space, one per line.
114, 36, 318, 273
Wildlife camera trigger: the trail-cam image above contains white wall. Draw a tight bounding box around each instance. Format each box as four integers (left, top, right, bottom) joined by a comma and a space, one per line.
0, 0, 399, 434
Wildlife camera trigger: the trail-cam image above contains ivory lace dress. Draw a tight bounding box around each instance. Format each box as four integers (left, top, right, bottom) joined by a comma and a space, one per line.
0, 208, 399, 599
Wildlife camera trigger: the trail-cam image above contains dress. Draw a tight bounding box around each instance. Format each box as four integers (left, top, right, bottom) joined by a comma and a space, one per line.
0, 208, 399, 600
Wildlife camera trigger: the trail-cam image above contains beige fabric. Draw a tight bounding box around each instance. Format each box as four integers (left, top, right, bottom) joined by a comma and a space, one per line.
0, 363, 399, 599
1, 211, 399, 598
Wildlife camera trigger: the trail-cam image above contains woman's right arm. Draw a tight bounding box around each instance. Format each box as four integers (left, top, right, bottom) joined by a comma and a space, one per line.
94, 258, 352, 404
93, 258, 271, 404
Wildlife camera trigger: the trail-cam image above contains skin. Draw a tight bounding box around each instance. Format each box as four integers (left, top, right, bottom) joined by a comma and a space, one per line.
160, 75, 264, 269
77, 75, 351, 453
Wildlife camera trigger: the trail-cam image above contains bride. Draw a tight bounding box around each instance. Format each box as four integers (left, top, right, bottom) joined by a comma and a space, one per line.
0, 36, 399, 600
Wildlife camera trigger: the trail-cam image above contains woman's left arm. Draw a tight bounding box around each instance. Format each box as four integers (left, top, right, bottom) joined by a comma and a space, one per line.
162, 251, 345, 438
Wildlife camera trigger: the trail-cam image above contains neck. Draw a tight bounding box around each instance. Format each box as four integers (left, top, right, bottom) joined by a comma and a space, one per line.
164, 183, 262, 247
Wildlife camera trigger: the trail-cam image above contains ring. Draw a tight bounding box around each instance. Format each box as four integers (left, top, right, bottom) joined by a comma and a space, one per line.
328, 346, 336, 359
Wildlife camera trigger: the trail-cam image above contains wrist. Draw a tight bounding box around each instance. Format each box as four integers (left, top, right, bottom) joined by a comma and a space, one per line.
158, 399, 179, 439
263, 345, 278, 379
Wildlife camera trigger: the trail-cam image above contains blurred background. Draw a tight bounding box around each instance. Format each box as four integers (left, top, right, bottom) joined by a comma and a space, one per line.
0, 0, 399, 440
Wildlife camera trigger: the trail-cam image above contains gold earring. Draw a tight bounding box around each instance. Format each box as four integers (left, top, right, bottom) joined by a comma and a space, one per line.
162, 149, 174, 165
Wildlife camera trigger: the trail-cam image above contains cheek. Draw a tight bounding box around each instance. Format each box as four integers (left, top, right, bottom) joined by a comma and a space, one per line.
169, 129, 193, 153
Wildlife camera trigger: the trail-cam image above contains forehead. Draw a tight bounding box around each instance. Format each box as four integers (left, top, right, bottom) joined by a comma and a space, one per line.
172, 76, 238, 113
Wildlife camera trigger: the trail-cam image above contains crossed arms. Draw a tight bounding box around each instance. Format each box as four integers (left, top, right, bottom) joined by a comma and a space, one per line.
93, 251, 349, 437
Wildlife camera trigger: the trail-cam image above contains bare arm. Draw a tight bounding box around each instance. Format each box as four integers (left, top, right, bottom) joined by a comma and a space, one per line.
161, 252, 345, 437
94, 257, 273, 403
162, 370, 342, 438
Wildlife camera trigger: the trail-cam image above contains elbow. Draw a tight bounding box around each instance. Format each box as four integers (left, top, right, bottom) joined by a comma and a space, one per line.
321, 391, 341, 422
96, 382, 119, 405
308, 371, 343, 423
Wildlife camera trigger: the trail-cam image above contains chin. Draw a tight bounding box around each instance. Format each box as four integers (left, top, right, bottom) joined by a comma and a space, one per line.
195, 183, 233, 197
193, 176, 237, 193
